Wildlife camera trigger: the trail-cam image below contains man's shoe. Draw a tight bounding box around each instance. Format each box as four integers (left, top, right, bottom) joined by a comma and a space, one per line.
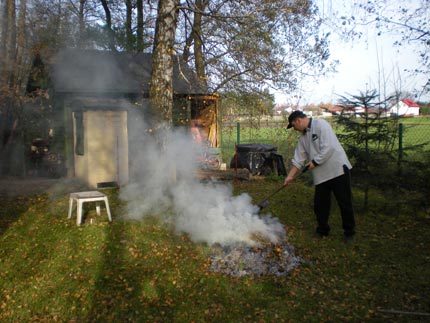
315, 227, 329, 238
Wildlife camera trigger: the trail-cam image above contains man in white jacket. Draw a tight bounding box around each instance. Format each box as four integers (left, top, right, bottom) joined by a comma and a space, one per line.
284, 111, 355, 241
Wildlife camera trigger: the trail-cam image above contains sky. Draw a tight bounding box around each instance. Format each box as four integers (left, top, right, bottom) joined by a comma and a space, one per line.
274, 0, 429, 106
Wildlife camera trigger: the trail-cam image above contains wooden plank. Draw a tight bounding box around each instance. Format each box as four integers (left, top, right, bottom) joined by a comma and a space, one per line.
195, 168, 250, 181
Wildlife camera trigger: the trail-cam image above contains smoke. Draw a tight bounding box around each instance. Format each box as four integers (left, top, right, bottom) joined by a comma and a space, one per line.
120, 116, 286, 246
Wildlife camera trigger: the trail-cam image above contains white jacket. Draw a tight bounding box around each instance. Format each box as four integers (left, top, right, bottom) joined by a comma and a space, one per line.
291, 118, 352, 185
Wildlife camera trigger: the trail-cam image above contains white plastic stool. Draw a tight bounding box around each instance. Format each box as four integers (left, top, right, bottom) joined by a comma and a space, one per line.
68, 191, 112, 226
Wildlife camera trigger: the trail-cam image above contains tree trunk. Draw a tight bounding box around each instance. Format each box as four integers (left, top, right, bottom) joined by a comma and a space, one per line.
0, 0, 16, 87
148, 0, 179, 132
15, 0, 27, 92
125, 0, 133, 51
78, 0, 86, 48
99, 0, 115, 51
0, 0, 16, 88
0, 0, 9, 59
193, 0, 207, 87
5, 0, 16, 66
182, 0, 206, 86
136, 0, 144, 52
0, 0, 20, 175
0, 0, 9, 87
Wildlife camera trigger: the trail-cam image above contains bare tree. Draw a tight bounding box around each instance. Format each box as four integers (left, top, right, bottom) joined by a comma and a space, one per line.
136, 0, 144, 51
124, 0, 133, 51
0, 0, 16, 86
99, 0, 116, 50
0, 0, 28, 175
78, 0, 87, 48
177, 0, 333, 97
182, 0, 207, 87
12, 0, 29, 92
2, 0, 334, 126
330, 0, 429, 97
19, 1, 332, 106
0, 0, 9, 63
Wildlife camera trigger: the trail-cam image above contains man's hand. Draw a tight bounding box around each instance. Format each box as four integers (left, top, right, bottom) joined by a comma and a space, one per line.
284, 175, 294, 187
307, 161, 316, 170
284, 165, 300, 187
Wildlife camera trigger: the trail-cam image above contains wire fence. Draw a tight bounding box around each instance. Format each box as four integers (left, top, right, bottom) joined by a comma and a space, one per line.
220, 117, 430, 167
399, 123, 430, 161
221, 118, 295, 166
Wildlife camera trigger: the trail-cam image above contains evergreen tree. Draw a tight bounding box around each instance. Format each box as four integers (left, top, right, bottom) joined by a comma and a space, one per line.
336, 90, 398, 210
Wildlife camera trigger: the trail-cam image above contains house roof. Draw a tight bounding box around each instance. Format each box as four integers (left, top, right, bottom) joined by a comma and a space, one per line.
49, 49, 207, 95
321, 105, 345, 113
329, 105, 345, 112
401, 99, 420, 108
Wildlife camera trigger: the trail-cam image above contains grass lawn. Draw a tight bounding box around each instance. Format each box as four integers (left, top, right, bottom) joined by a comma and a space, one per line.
220, 116, 430, 164
1, 179, 429, 322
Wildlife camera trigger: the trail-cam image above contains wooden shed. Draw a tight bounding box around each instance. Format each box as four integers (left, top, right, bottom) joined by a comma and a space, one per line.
26, 49, 219, 187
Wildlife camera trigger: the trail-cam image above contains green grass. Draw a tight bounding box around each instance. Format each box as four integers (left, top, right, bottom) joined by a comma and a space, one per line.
400, 116, 430, 125
220, 116, 430, 163
1, 181, 430, 323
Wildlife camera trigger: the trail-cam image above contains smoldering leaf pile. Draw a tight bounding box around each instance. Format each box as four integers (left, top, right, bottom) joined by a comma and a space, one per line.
121, 119, 303, 276
209, 240, 303, 277
121, 123, 288, 246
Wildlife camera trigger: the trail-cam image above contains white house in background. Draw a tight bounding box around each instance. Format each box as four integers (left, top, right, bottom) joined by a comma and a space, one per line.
389, 99, 420, 116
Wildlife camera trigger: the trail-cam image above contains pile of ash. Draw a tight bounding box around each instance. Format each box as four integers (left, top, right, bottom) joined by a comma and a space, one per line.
208, 238, 303, 278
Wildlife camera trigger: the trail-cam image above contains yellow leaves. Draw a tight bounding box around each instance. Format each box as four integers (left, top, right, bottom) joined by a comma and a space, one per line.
127, 245, 143, 259
0, 302, 7, 311
2, 188, 429, 323
365, 309, 375, 319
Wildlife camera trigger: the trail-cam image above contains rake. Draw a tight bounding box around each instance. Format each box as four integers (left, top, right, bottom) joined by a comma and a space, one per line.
257, 165, 309, 211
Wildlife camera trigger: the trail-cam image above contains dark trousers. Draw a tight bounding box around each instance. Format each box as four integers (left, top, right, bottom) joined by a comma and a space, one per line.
314, 166, 355, 237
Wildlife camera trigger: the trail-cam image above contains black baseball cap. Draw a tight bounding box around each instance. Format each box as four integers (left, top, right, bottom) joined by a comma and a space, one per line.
287, 110, 306, 129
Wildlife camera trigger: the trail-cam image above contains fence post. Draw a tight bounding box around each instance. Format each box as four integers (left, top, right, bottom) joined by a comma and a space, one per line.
398, 123, 403, 163
236, 122, 240, 145
396, 123, 404, 216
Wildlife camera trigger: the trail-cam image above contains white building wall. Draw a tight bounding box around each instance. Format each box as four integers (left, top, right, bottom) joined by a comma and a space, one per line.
390, 102, 420, 116
73, 110, 129, 188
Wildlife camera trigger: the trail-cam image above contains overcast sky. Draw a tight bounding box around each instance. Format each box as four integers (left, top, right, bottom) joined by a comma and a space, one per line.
274, 0, 429, 105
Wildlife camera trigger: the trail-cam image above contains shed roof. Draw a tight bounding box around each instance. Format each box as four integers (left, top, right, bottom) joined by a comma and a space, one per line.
50, 49, 207, 95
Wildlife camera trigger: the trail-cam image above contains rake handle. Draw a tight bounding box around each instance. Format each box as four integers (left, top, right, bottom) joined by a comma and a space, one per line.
258, 165, 310, 209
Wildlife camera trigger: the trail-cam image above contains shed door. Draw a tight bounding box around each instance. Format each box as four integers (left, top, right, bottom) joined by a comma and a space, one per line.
73, 110, 128, 187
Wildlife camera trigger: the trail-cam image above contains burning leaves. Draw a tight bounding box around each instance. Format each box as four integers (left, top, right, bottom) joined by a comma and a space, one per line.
209, 239, 302, 278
